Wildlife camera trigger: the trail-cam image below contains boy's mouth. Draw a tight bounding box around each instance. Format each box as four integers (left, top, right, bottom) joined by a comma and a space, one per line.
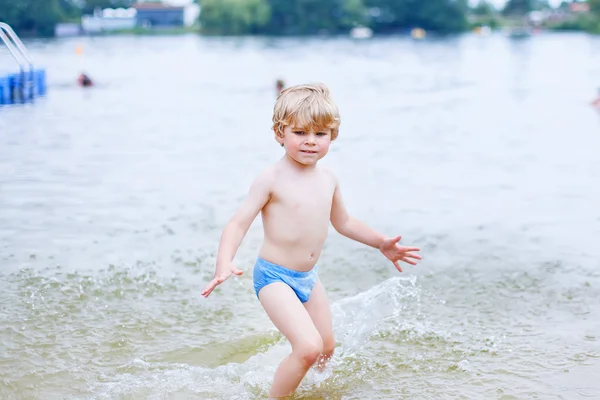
300, 150, 317, 154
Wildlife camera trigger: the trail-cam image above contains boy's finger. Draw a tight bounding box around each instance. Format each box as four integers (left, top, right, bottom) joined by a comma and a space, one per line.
393, 260, 402, 272
406, 253, 422, 260
202, 278, 220, 295
201, 285, 213, 297
401, 247, 421, 252
202, 280, 217, 291
232, 268, 244, 276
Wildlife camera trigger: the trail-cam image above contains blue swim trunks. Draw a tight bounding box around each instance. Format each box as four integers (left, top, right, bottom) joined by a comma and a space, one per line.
253, 257, 318, 303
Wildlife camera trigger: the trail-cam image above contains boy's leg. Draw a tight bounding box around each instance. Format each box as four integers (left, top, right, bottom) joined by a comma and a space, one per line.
259, 282, 323, 398
303, 280, 335, 368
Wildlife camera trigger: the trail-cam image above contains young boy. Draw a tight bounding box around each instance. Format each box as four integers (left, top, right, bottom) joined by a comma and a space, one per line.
201, 83, 421, 398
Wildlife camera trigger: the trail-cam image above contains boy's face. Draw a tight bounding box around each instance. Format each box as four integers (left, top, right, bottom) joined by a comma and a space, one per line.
277, 124, 332, 166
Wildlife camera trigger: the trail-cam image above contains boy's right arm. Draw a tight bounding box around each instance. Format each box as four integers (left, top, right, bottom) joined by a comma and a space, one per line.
201, 170, 273, 298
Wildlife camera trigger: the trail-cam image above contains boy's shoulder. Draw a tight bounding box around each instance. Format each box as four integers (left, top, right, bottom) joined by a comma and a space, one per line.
253, 165, 278, 186
319, 166, 339, 186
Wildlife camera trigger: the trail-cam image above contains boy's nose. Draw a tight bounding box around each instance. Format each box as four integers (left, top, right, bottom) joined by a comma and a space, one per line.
305, 135, 317, 144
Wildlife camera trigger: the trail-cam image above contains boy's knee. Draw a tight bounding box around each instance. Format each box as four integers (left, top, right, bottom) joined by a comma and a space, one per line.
295, 337, 323, 367
322, 337, 335, 357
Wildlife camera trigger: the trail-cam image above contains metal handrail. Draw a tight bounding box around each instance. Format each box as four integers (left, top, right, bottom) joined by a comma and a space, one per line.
0, 22, 36, 103
0, 22, 33, 71
0, 30, 26, 71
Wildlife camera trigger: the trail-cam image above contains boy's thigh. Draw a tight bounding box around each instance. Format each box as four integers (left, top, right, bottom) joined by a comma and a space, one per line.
259, 282, 321, 348
303, 281, 334, 347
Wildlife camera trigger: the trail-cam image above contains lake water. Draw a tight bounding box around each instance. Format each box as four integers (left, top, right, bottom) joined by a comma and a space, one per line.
1, 32, 600, 399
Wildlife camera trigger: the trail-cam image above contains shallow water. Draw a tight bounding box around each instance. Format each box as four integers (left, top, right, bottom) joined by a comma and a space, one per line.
1, 32, 600, 399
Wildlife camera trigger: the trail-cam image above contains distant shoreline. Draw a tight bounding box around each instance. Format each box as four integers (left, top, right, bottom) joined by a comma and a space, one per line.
20, 23, 599, 40
59, 27, 596, 40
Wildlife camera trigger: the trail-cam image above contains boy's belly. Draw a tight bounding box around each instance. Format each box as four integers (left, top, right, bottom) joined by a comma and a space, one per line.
259, 207, 331, 271
259, 232, 327, 272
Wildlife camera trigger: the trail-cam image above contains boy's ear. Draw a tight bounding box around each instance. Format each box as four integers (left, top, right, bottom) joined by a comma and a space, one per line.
274, 129, 285, 146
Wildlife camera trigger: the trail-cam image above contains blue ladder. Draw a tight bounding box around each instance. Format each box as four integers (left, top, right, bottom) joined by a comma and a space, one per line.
0, 22, 46, 105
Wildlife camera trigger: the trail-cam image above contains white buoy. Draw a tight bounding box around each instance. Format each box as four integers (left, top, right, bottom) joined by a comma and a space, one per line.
350, 26, 373, 39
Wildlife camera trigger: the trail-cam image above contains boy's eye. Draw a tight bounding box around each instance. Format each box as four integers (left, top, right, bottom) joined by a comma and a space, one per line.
293, 131, 305, 135
316, 132, 327, 136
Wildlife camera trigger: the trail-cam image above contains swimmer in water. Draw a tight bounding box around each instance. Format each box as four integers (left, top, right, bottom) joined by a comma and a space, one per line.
78, 73, 93, 88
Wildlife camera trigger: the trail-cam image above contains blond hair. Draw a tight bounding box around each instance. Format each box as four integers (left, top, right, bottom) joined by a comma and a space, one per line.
272, 83, 340, 141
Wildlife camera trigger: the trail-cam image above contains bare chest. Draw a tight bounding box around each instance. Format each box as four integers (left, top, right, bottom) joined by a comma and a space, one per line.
269, 177, 335, 217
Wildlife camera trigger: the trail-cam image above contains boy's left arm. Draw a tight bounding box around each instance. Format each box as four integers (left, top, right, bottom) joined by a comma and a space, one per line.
329, 181, 421, 272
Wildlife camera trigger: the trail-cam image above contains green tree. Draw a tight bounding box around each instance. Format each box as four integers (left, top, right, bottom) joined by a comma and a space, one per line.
261, 0, 341, 34
590, 0, 600, 14
502, 0, 534, 15
469, 0, 500, 29
534, 0, 551, 10
0, 0, 70, 36
363, 0, 410, 31
199, 0, 270, 35
339, 0, 369, 28
471, 1, 496, 16
291, 0, 338, 33
364, 0, 468, 33
412, 0, 469, 32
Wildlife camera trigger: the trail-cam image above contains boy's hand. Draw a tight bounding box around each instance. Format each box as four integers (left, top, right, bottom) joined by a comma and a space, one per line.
379, 236, 422, 272
201, 264, 243, 298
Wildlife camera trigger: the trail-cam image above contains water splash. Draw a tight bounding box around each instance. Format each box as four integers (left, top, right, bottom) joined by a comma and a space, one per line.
88, 276, 423, 399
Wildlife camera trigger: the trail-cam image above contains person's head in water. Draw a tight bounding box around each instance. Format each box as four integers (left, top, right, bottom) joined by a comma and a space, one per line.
78, 73, 93, 87
276, 79, 285, 95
